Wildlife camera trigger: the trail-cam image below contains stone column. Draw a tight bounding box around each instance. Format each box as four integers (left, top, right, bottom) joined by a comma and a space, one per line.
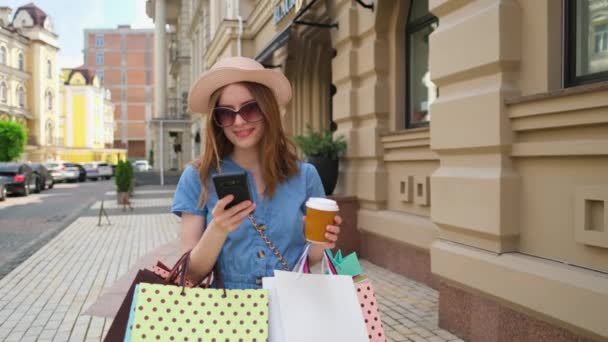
154, 0, 167, 119
429, 0, 521, 254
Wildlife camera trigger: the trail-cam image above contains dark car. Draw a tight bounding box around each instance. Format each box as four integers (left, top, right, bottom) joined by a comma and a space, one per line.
0, 162, 39, 196
64, 162, 87, 182
0, 179, 6, 201
31, 163, 54, 190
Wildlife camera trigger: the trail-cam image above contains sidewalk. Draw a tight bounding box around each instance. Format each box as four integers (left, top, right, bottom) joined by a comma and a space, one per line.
0, 186, 461, 342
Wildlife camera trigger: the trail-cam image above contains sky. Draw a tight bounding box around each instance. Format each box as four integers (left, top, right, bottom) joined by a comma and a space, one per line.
4, 0, 154, 68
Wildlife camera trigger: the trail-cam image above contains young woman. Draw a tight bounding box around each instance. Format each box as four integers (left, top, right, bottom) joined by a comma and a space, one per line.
171, 56, 342, 289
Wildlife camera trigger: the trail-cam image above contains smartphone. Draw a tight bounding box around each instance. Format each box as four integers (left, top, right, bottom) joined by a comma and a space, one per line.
212, 172, 253, 210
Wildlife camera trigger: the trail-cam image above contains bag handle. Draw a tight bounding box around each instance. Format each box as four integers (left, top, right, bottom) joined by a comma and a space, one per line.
293, 245, 337, 275
165, 251, 226, 295
248, 214, 290, 271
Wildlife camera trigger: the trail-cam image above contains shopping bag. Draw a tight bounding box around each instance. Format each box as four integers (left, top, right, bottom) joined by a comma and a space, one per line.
127, 282, 269, 341
327, 249, 363, 277
264, 245, 368, 342
326, 249, 386, 342
103, 252, 209, 342
104, 268, 164, 342
263, 276, 285, 342
123, 284, 141, 342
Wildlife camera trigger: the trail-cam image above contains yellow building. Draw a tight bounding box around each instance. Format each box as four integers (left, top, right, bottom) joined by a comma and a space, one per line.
58, 67, 125, 164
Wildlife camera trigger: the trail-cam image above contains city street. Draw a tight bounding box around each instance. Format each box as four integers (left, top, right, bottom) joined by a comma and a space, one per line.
0, 180, 113, 279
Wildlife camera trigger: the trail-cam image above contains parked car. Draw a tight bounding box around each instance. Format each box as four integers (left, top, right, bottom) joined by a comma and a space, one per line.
83, 162, 113, 180
64, 162, 86, 182
45, 161, 66, 183
30, 163, 54, 190
0, 162, 39, 196
45, 161, 82, 183
133, 160, 152, 172
0, 179, 6, 201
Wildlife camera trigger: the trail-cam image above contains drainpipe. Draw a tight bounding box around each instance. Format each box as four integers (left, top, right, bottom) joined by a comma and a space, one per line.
236, 0, 243, 56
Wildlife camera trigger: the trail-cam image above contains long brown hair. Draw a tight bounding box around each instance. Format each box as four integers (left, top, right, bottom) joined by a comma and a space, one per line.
193, 82, 299, 207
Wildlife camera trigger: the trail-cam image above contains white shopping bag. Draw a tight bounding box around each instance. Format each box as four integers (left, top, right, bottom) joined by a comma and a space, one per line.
272, 269, 369, 342
262, 277, 286, 342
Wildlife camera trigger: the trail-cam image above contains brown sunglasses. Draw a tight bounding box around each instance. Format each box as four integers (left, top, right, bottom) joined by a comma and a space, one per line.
212, 100, 264, 127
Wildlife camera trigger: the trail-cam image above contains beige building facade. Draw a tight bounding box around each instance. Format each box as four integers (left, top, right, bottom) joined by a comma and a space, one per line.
148, 0, 608, 340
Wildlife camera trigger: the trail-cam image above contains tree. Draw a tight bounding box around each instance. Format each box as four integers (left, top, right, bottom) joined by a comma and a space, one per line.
0, 120, 27, 162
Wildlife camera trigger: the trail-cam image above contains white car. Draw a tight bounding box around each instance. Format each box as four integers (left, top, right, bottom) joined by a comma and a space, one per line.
46, 161, 81, 182
133, 160, 152, 172
83, 162, 113, 180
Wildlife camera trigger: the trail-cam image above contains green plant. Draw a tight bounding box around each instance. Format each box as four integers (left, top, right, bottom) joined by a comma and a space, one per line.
0, 120, 27, 162
114, 160, 131, 193
148, 149, 154, 167
293, 126, 347, 160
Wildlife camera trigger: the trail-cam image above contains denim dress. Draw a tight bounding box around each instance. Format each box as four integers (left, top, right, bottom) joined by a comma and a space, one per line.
171, 158, 325, 289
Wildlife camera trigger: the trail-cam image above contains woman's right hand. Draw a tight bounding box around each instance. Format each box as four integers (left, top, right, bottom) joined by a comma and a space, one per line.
208, 195, 256, 235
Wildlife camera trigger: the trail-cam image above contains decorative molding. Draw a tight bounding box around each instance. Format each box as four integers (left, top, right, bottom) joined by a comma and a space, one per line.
381, 128, 439, 162
512, 140, 608, 157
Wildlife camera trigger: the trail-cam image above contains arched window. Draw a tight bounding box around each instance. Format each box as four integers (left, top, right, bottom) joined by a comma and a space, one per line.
0, 82, 6, 103
17, 87, 25, 108
47, 60, 52, 78
46, 90, 53, 110
18, 53, 24, 71
0, 46, 6, 65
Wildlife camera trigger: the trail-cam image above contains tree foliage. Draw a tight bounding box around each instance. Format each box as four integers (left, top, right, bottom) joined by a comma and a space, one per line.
0, 120, 27, 162
114, 160, 132, 192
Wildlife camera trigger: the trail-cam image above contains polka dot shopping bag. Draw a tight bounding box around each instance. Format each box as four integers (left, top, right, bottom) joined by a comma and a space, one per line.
126, 283, 268, 341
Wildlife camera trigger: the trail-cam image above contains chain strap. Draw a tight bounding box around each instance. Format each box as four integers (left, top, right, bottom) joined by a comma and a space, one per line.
248, 214, 290, 271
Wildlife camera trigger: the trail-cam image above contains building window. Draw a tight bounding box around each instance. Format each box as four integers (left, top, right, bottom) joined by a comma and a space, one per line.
0, 46, 6, 65
565, 0, 608, 86
406, 0, 438, 128
47, 59, 52, 78
18, 53, 24, 71
97, 70, 104, 85
96, 52, 104, 65
17, 87, 25, 108
46, 90, 53, 110
96, 34, 104, 47
0, 82, 6, 103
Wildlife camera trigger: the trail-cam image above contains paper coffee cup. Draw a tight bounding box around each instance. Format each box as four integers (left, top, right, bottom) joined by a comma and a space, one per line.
304, 197, 339, 244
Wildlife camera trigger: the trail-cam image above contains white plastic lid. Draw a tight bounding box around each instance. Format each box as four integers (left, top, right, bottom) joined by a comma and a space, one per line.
305, 197, 339, 212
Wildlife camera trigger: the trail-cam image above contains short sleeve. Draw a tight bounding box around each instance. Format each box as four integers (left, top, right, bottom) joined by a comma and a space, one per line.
304, 163, 325, 198
171, 165, 208, 217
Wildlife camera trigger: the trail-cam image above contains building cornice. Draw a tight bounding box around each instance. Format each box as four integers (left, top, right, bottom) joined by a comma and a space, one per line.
0, 27, 30, 44
0, 64, 31, 79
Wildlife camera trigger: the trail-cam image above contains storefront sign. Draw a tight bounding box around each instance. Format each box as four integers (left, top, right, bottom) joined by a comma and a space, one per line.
273, 0, 296, 25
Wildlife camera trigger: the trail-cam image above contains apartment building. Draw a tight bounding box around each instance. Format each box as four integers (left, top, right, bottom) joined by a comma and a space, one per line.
83, 26, 155, 159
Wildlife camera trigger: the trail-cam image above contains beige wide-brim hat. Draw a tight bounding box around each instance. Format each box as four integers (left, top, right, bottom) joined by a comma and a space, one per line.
187, 56, 292, 114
